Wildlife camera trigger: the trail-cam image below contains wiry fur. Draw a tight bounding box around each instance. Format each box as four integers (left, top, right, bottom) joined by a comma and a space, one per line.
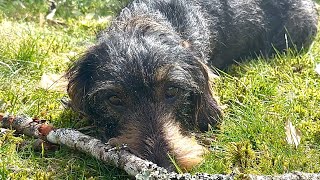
67, 0, 318, 171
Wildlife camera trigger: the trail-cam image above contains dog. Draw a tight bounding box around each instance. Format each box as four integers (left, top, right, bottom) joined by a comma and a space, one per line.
66, 0, 318, 171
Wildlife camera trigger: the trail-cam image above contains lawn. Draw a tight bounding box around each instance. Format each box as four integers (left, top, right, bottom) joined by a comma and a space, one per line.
0, 0, 320, 179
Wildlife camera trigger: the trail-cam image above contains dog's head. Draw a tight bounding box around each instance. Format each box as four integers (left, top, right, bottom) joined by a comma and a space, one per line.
67, 35, 221, 132
67, 17, 222, 170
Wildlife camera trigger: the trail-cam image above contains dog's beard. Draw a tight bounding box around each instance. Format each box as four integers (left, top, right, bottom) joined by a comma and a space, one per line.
106, 110, 208, 171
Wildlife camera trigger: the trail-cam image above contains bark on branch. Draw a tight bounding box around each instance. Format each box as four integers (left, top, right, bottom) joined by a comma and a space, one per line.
1, 113, 320, 179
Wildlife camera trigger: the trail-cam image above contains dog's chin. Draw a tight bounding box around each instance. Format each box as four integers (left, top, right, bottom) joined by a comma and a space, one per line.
162, 120, 209, 171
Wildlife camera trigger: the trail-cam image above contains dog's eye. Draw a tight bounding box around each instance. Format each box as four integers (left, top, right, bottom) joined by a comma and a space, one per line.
165, 86, 179, 100
108, 95, 123, 106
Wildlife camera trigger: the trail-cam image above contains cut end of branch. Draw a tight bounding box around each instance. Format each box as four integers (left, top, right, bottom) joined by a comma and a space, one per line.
0, 113, 14, 124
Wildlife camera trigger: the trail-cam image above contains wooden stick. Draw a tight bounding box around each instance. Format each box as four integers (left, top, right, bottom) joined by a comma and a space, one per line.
1, 113, 320, 179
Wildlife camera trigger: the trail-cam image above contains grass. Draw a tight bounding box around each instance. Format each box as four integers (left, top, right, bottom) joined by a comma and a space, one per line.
0, 0, 320, 179
198, 47, 320, 175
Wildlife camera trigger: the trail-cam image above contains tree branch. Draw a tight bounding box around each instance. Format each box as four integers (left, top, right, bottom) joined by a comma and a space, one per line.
1, 113, 320, 179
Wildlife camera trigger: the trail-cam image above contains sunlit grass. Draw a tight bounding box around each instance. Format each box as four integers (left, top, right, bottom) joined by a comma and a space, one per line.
196, 43, 320, 174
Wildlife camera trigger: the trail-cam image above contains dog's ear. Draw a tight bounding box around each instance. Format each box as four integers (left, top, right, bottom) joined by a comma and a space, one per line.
193, 61, 222, 132
66, 48, 99, 114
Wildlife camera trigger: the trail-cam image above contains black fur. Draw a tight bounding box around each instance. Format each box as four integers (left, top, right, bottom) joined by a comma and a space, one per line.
67, 0, 318, 170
